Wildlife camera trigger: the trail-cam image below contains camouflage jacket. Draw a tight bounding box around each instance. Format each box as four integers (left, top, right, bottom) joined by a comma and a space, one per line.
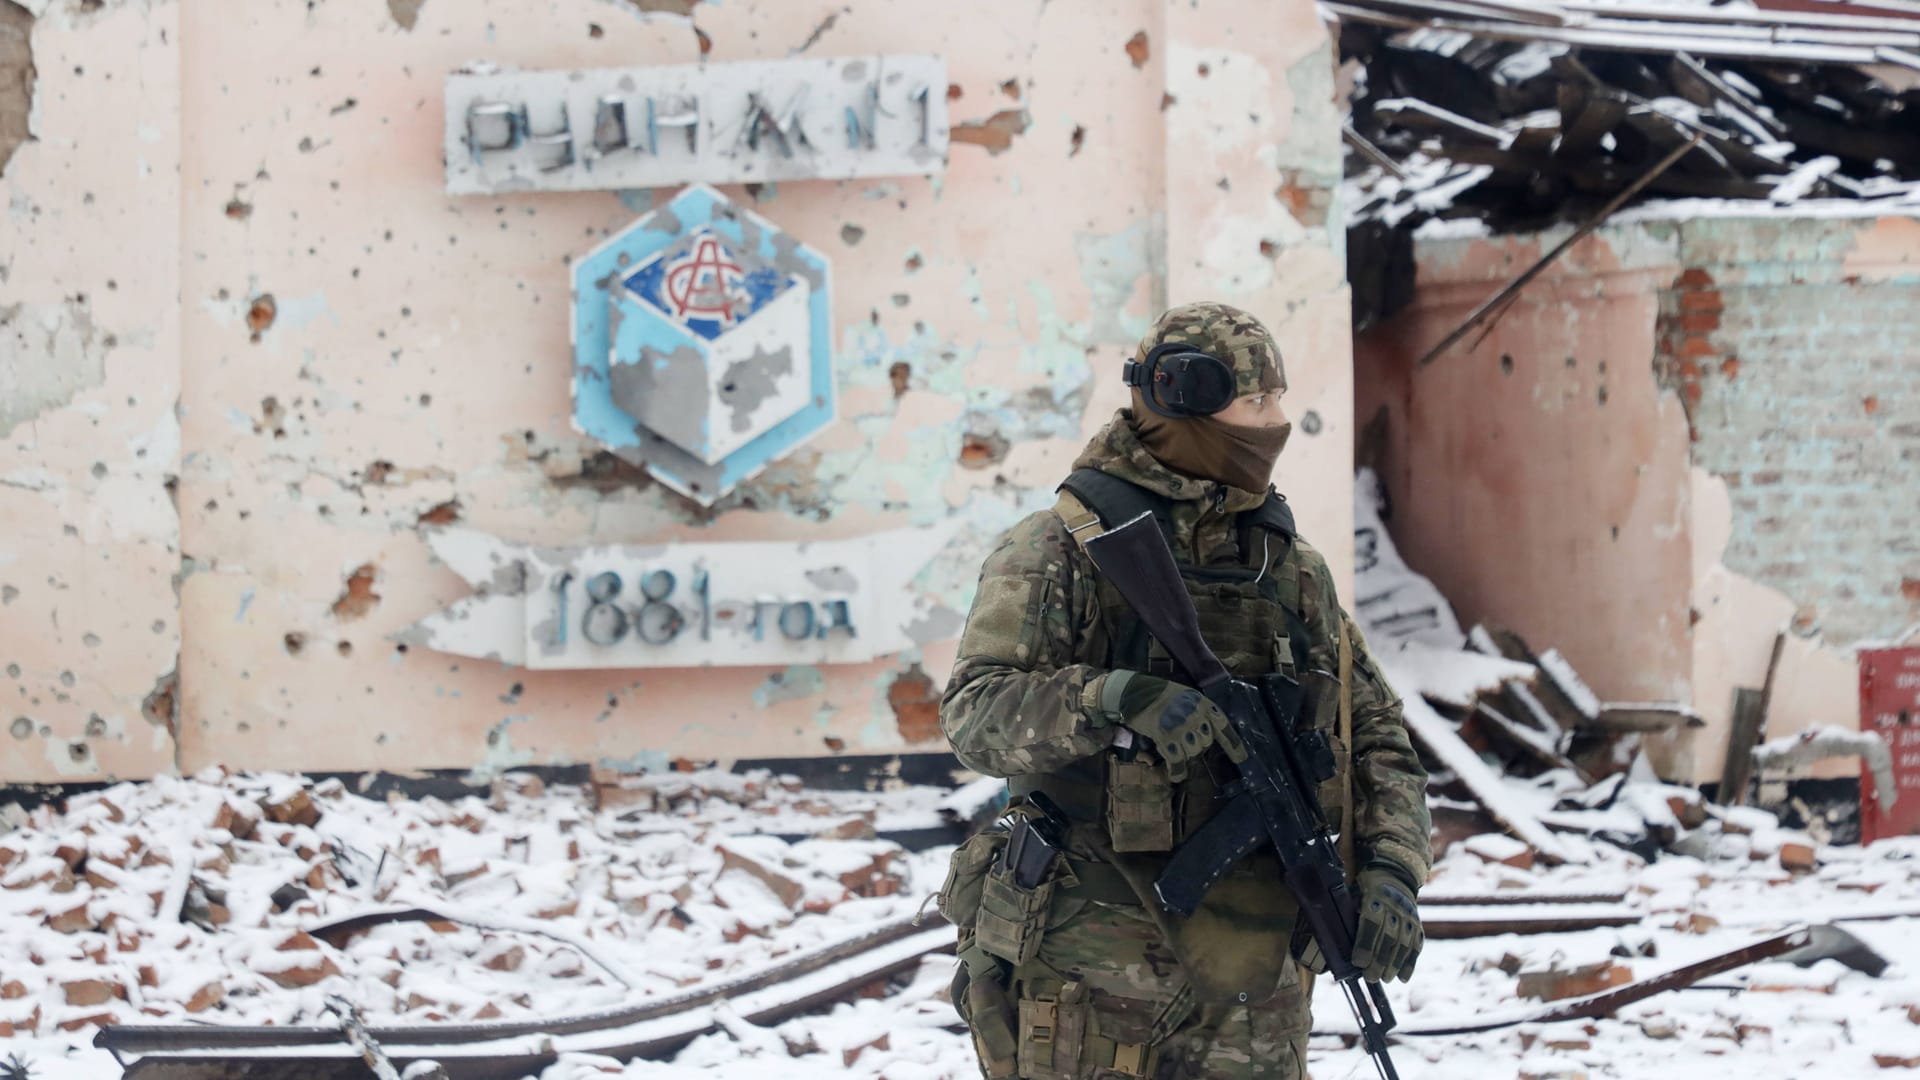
939, 412, 1432, 886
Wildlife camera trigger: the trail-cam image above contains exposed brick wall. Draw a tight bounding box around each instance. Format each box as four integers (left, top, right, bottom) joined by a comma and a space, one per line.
1655, 217, 1920, 646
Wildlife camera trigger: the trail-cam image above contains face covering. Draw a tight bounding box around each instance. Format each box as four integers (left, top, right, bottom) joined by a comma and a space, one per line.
1132, 390, 1292, 494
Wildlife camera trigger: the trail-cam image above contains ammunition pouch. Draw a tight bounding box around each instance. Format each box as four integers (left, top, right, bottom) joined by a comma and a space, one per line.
938, 826, 1008, 929
1106, 757, 1175, 853
1015, 980, 1167, 1079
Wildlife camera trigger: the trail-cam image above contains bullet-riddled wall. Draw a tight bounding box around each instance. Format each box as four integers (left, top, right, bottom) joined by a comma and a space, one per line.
1, 0, 1353, 782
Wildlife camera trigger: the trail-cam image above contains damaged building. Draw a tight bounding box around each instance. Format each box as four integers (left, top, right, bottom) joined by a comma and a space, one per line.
1337, 0, 1920, 839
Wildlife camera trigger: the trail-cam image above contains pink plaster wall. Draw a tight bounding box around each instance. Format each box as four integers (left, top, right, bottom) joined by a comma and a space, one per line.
1358, 215, 1920, 785
2, 0, 1353, 782
1354, 227, 1696, 710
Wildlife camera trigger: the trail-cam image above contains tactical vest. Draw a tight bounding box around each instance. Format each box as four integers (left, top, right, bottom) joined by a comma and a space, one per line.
1013, 468, 1355, 880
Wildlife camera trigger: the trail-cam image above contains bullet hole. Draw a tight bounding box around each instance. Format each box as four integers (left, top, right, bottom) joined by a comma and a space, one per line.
1068, 124, 1085, 157
946, 83, 962, 101
284, 632, 307, 656
1611, 525, 1621, 541
1216, 177, 1230, 191
59, 670, 74, 688
1197, 62, 1210, 77
330, 639, 351, 659
225, 198, 252, 220
1864, 395, 1880, 416
905, 252, 923, 273
416, 499, 462, 526
999, 78, 1020, 99
888, 664, 942, 744
1301, 410, 1323, 435
1161, 93, 1177, 111
419, 393, 432, 406
823, 735, 847, 752
386, 0, 426, 30
1499, 353, 1514, 375
5, 663, 18, 677
67, 740, 88, 764
330, 97, 357, 115
1720, 357, 1740, 378
90, 461, 105, 479
1259, 239, 1278, 259
1565, 355, 1576, 368
959, 432, 1010, 469
8, 717, 28, 740
840, 223, 865, 246
144, 668, 178, 734
331, 564, 381, 620
395, 643, 410, 654
256, 396, 286, 438
297, 136, 316, 153
84, 715, 106, 737
890, 292, 910, 307
695, 26, 711, 54
82, 633, 101, 648
246, 294, 277, 342
588, 22, 604, 37
151, 620, 165, 634
363, 459, 395, 486
884, 362, 913, 399
952, 109, 1030, 155
1125, 30, 1150, 68
1, 585, 15, 605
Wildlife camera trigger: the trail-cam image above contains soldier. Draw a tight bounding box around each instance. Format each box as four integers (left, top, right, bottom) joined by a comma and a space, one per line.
935, 302, 1431, 1080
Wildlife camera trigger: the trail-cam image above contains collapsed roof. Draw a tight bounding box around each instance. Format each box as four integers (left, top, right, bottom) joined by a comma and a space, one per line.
1331, 0, 1920, 325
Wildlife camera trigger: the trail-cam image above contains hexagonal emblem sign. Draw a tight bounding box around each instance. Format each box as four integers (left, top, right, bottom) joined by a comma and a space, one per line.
571, 184, 832, 503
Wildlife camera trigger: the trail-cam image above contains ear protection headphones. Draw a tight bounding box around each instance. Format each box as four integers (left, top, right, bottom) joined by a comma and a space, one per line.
1122, 343, 1238, 419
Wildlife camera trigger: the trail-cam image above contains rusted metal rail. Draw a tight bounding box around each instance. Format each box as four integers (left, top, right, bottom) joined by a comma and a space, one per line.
102, 915, 952, 1079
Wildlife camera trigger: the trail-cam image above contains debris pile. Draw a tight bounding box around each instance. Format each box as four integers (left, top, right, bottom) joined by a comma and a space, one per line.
1354, 467, 1832, 872
1336, 0, 1920, 231
0, 768, 950, 1046
1330, 0, 1920, 327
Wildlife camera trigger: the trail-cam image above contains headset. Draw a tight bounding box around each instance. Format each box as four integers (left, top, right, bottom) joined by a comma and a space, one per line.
1122, 342, 1239, 419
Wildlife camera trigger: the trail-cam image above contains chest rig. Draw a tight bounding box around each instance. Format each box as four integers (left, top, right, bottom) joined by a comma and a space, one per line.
1013, 468, 1329, 860
1057, 467, 1310, 684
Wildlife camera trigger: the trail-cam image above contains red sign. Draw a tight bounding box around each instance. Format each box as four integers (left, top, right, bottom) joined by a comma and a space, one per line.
1861, 648, 1920, 844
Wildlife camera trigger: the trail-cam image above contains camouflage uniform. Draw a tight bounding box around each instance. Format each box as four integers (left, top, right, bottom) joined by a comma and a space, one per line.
937, 305, 1431, 1080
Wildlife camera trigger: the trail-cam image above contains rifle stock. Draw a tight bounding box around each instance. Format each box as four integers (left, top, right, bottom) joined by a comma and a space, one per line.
1081, 510, 1402, 1080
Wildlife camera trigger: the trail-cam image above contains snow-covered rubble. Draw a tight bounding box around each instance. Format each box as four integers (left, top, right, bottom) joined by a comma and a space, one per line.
0, 767, 967, 1079
3, 759, 1919, 1079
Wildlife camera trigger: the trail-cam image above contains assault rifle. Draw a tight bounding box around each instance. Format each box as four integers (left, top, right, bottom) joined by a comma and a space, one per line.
1082, 511, 1402, 1080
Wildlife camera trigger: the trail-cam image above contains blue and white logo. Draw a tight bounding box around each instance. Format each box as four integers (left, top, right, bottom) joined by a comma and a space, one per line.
570, 185, 833, 504
622, 229, 799, 341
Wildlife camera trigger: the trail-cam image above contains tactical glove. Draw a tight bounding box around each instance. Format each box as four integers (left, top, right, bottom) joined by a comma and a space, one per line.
1092, 671, 1247, 782
1350, 861, 1423, 983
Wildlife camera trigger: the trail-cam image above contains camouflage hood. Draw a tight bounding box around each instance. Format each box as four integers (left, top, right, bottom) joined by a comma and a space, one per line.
1072, 410, 1269, 513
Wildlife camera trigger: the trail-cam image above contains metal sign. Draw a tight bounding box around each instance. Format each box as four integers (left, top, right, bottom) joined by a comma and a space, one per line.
445, 55, 948, 195
1861, 647, 1920, 842
571, 184, 833, 503
404, 525, 959, 669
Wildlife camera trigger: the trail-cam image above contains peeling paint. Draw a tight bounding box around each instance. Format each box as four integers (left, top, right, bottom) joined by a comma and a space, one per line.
0, 1, 28, 179
0, 298, 107, 436
753, 664, 824, 708
386, 0, 425, 31
950, 109, 1028, 155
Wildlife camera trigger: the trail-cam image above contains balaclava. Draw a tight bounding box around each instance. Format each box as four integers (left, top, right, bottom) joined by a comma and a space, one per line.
1129, 301, 1291, 494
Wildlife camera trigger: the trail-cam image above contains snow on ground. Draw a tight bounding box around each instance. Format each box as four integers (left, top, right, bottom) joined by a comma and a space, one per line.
0, 768, 966, 1078
2, 766, 1918, 1079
